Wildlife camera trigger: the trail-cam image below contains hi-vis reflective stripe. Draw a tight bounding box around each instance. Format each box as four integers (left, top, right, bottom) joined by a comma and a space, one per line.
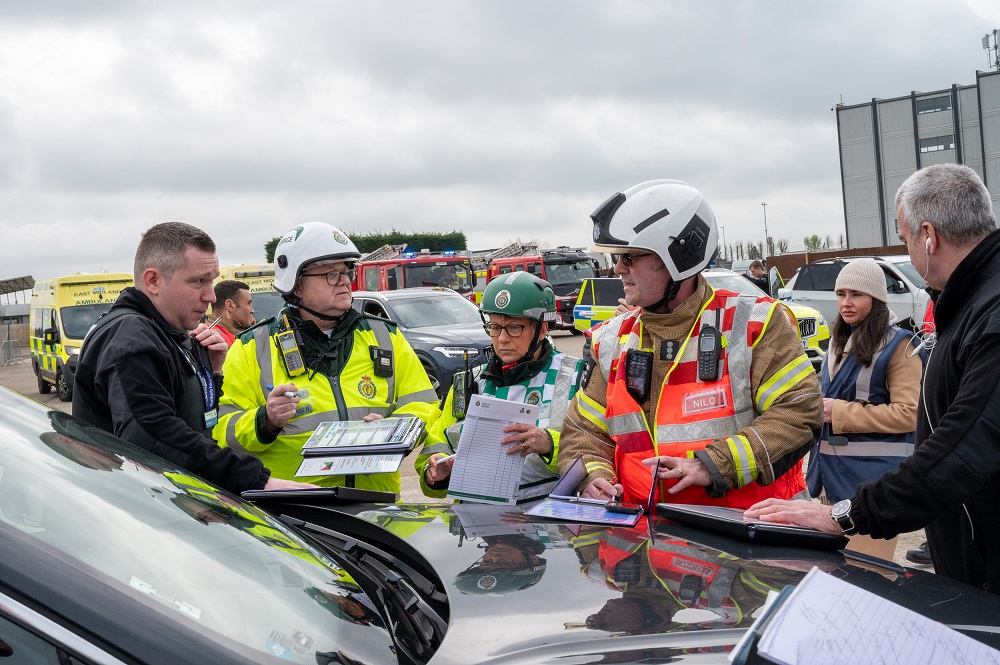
656, 411, 754, 444
577, 392, 608, 431
606, 411, 646, 436
585, 459, 614, 476
254, 325, 273, 394
725, 434, 757, 488
397, 389, 439, 407
755, 355, 814, 412
222, 406, 255, 454
818, 440, 915, 457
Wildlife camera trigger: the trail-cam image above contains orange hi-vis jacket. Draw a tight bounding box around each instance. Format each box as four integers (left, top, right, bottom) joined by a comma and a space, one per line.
590, 289, 808, 510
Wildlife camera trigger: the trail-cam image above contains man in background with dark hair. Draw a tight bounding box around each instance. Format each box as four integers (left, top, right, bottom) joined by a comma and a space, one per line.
73, 221, 310, 495
210, 279, 256, 346
743, 260, 770, 294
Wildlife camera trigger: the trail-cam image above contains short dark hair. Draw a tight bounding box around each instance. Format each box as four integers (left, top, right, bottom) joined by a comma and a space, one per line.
214, 280, 250, 306
749, 260, 764, 271
134, 222, 216, 281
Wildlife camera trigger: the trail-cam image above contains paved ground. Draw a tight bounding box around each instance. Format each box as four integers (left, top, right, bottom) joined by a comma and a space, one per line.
0, 330, 930, 570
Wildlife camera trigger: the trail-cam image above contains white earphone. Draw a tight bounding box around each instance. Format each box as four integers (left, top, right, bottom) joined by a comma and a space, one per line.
925, 237, 931, 254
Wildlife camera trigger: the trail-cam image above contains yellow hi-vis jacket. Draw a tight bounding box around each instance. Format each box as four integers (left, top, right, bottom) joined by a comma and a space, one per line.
214, 314, 441, 494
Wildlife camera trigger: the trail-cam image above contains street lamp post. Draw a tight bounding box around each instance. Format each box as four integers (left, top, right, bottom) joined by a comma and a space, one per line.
761, 202, 770, 260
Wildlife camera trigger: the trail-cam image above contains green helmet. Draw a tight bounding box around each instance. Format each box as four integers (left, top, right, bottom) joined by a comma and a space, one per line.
480, 271, 557, 323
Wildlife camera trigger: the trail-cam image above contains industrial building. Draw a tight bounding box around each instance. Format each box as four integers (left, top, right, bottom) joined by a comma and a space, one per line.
836, 69, 1000, 248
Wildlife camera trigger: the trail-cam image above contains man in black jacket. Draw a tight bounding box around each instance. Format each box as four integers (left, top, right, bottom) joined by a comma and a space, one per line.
746, 163, 1000, 594
73, 222, 311, 495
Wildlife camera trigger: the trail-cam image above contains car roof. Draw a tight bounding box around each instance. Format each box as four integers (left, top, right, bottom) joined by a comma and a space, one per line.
808, 254, 911, 265
353, 287, 465, 302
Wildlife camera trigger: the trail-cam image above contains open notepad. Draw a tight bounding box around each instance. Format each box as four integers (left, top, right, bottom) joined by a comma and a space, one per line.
729, 567, 1000, 665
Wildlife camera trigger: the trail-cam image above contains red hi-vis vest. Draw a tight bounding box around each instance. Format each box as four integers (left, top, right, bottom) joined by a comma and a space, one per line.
592, 289, 807, 510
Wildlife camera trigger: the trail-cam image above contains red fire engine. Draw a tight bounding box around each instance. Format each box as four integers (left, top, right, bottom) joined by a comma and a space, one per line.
481, 244, 600, 331
352, 244, 478, 302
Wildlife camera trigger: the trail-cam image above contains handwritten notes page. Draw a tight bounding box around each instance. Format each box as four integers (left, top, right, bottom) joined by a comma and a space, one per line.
756, 567, 1000, 665
446, 394, 536, 504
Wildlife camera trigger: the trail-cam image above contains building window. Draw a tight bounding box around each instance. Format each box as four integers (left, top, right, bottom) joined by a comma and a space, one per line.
916, 95, 952, 115
919, 135, 955, 153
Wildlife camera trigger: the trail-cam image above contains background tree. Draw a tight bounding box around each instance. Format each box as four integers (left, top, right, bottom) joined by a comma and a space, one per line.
777, 239, 789, 253
804, 234, 822, 251
265, 229, 468, 262
838, 234, 846, 249
823, 235, 832, 250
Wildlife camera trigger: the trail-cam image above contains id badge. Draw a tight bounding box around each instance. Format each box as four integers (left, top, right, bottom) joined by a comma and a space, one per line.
203, 409, 219, 428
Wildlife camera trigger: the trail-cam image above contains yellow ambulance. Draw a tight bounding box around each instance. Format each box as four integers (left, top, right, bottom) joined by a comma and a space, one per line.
30, 273, 134, 401
215, 264, 283, 323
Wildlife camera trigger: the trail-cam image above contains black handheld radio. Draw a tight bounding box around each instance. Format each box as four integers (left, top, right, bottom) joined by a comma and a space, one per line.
697, 309, 722, 382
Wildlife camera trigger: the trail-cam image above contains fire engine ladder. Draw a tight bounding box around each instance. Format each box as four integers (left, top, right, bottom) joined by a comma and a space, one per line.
359, 244, 407, 262
487, 241, 537, 261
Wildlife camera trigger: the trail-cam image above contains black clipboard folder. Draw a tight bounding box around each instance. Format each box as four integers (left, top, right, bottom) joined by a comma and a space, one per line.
241, 486, 396, 505
657, 503, 849, 550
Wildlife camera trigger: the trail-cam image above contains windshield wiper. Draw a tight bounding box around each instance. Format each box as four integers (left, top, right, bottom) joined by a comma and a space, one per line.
279, 516, 447, 662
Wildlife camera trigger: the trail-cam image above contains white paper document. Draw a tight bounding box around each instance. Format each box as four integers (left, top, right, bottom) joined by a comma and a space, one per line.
295, 453, 404, 477
757, 567, 1000, 665
446, 394, 537, 504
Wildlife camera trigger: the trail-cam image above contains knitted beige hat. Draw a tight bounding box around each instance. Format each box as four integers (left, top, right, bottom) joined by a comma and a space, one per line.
835, 258, 888, 302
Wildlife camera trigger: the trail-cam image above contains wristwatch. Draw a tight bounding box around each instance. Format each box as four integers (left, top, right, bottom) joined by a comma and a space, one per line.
830, 499, 857, 535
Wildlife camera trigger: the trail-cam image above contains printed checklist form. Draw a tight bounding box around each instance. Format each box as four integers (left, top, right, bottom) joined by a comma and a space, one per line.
446, 394, 537, 504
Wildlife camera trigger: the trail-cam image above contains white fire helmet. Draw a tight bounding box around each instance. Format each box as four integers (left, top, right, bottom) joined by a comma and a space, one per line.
273, 223, 361, 294
590, 180, 719, 282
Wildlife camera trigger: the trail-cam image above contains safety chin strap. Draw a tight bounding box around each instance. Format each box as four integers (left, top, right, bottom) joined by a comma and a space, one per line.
647, 278, 686, 314
514, 321, 545, 366
283, 295, 350, 325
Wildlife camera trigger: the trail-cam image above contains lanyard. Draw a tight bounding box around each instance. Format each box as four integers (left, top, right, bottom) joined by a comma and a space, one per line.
179, 340, 216, 409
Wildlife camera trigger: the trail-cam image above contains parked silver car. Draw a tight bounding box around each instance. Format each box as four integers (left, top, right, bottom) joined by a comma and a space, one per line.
778, 256, 929, 331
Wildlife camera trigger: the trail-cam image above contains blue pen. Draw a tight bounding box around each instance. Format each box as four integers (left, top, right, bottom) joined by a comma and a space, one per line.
264, 385, 300, 398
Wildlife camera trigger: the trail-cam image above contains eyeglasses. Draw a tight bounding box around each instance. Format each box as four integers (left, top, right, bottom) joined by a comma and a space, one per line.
300, 268, 357, 285
610, 252, 654, 267
484, 322, 535, 338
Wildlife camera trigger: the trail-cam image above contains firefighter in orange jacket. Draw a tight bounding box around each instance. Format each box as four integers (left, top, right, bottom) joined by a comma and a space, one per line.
559, 180, 822, 510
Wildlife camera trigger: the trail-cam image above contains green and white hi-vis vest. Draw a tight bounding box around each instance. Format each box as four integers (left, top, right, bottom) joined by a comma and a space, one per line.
445, 351, 583, 502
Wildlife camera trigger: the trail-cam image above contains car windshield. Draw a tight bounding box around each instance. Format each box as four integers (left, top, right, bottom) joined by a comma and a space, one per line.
59, 303, 114, 340
251, 290, 285, 322
545, 260, 596, 286
0, 394, 396, 663
704, 272, 767, 297
404, 263, 473, 293
891, 259, 923, 287
390, 294, 483, 329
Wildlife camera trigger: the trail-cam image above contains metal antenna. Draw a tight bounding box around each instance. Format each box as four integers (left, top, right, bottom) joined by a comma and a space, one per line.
985, 29, 1000, 72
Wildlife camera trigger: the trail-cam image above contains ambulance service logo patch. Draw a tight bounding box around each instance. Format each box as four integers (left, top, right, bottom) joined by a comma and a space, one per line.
332, 229, 350, 245
495, 290, 511, 309
525, 390, 541, 406
477, 575, 498, 590
357, 375, 377, 400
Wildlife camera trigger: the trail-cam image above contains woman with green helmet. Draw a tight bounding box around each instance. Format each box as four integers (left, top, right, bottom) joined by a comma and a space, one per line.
415, 271, 585, 502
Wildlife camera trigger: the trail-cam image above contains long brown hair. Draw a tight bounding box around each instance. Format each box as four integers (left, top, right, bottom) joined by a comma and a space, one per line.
831, 299, 891, 367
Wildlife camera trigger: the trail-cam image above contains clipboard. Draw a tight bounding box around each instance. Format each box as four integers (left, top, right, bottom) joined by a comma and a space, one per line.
241, 486, 396, 505
657, 503, 849, 550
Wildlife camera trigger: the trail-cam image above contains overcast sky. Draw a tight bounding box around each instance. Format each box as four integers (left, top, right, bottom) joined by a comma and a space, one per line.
1, 0, 996, 281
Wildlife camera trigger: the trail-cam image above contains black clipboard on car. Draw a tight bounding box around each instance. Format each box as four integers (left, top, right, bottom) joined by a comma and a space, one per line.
241, 487, 396, 505
657, 503, 849, 550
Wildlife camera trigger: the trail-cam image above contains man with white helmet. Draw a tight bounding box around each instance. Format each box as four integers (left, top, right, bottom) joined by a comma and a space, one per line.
559, 180, 822, 511
213, 223, 441, 495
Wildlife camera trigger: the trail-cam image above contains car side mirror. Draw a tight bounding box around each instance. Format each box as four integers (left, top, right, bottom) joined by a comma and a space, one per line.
776, 288, 792, 300
43, 328, 59, 346
891, 279, 908, 294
